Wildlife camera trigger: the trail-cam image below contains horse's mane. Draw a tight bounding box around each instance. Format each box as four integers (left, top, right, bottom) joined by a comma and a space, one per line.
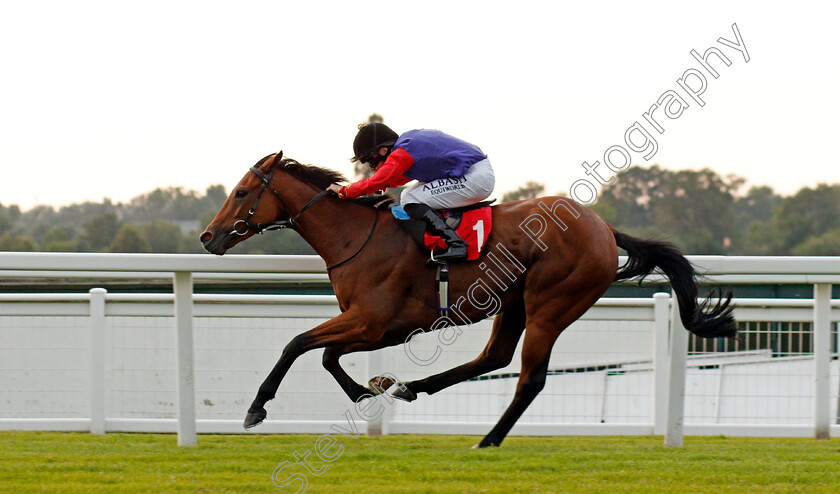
272, 156, 396, 208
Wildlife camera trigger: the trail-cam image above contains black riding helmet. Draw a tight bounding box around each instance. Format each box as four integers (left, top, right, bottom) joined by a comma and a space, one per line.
352, 123, 398, 163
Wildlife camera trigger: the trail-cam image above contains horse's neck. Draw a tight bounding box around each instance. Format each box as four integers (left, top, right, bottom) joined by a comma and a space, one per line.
279, 178, 376, 267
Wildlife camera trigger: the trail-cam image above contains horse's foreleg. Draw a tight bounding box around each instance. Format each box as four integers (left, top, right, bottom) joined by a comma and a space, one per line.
244, 311, 363, 429
322, 345, 385, 402
392, 301, 526, 402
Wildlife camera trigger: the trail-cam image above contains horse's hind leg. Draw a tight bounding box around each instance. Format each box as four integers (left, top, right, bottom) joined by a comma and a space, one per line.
474, 246, 615, 447
392, 301, 526, 401
476, 324, 559, 448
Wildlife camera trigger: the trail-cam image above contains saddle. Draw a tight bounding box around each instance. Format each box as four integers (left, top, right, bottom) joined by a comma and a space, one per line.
391, 200, 494, 262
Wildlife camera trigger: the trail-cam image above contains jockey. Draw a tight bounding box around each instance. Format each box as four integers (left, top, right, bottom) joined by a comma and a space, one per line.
328, 123, 495, 262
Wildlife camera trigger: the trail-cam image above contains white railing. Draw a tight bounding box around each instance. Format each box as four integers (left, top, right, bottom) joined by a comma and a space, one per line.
0, 253, 838, 447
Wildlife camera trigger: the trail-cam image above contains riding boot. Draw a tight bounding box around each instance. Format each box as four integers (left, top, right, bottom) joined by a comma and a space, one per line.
403, 203, 468, 262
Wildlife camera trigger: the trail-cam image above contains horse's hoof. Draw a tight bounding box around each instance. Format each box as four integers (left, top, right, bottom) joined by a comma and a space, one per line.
390, 384, 417, 402
367, 376, 396, 395
243, 407, 266, 430
474, 439, 500, 448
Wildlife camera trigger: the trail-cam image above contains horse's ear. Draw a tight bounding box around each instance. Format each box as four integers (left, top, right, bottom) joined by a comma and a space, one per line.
266, 150, 284, 171
260, 151, 284, 172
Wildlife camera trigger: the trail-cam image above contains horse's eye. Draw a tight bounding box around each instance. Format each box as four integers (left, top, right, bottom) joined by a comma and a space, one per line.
235, 189, 248, 199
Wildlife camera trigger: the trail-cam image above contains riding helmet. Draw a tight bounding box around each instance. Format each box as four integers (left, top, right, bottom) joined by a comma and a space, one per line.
352, 123, 398, 162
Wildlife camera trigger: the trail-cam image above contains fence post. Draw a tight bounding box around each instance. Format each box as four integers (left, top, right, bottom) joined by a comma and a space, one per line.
365, 349, 390, 436
813, 283, 831, 440
665, 289, 687, 447
173, 271, 197, 446
89, 288, 107, 435
653, 292, 670, 435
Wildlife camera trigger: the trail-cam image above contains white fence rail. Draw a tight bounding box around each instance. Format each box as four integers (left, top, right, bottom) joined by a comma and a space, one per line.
1, 253, 839, 446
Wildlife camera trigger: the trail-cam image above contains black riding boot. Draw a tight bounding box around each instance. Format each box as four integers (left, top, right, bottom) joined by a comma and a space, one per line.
403, 203, 468, 263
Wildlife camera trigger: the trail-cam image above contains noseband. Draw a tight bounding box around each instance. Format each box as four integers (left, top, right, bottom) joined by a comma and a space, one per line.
230, 164, 331, 236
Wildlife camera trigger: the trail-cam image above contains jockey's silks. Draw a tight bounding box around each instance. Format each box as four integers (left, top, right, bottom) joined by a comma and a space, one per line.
343, 129, 487, 199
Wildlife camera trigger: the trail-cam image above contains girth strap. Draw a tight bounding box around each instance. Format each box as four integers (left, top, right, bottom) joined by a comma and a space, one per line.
436, 263, 450, 318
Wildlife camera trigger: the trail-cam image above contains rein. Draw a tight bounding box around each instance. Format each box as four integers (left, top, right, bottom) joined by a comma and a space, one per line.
324, 206, 380, 271
231, 162, 382, 271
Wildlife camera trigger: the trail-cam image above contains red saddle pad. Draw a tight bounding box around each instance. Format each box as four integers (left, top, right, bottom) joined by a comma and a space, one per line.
424, 206, 493, 260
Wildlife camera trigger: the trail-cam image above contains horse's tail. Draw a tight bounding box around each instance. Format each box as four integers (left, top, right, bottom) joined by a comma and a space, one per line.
613, 229, 737, 339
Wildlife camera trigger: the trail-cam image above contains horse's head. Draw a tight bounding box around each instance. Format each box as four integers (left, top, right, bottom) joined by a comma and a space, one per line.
200, 151, 289, 255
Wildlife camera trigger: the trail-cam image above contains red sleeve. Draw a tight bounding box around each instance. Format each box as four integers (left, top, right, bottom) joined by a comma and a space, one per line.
343, 147, 414, 198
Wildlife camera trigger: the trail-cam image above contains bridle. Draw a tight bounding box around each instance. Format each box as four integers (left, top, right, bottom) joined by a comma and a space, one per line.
230, 159, 382, 271
230, 164, 330, 236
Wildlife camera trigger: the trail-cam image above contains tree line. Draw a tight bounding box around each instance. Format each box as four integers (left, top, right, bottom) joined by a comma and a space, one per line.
0, 185, 313, 255
504, 165, 838, 256
1, 164, 838, 255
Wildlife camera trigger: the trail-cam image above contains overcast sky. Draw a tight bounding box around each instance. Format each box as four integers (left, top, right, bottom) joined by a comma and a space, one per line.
1, 1, 838, 210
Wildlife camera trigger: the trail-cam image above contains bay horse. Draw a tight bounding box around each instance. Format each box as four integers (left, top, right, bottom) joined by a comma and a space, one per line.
200, 152, 736, 447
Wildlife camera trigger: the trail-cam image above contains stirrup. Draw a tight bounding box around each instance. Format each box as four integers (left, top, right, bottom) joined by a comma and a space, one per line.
428, 245, 467, 265
428, 250, 447, 266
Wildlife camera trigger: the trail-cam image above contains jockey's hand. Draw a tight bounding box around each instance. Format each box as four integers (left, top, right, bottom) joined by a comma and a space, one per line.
327, 183, 346, 198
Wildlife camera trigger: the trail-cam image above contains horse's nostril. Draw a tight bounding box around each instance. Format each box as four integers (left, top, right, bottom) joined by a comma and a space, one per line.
200, 231, 213, 244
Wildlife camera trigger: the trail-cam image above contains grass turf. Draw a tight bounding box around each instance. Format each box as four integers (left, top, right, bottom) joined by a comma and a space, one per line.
1, 432, 839, 493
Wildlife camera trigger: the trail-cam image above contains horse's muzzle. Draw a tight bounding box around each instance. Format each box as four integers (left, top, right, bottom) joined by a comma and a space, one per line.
199, 230, 229, 255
